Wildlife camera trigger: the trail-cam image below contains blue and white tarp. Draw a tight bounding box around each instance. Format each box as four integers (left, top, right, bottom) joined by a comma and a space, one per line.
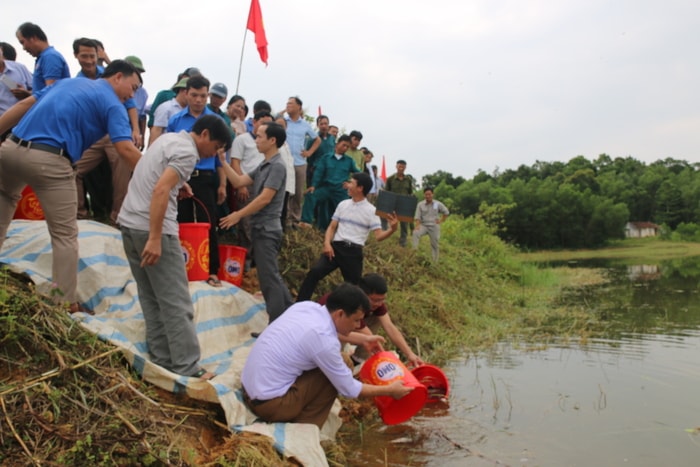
0, 220, 340, 466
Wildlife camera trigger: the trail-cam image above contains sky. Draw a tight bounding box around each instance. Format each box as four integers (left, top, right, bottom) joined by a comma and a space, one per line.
3, 0, 699, 183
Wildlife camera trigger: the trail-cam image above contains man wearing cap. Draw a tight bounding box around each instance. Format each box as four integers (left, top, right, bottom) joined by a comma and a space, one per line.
15, 22, 70, 97
148, 78, 188, 146
125, 55, 148, 149
207, 82, 231, 128
168, 76, 227, 287
71, 39, 141, 224
146, 67, 201, 137
0, 59, 143, 313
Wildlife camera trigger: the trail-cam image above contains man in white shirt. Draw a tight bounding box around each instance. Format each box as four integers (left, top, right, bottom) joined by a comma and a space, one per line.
241, 283, 414, 428
296, 172, 398, 301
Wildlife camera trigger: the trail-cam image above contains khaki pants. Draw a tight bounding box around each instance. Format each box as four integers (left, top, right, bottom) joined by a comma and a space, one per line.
244, 368, 338, 429
75, 135, 131, 224
287, 164, 306, 224
0, 139, 79, 303
413, 224, 441, 262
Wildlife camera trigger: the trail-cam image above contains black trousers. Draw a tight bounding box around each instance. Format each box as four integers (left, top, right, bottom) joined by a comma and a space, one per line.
177, 172, 220, 275
296, 241, 363, 301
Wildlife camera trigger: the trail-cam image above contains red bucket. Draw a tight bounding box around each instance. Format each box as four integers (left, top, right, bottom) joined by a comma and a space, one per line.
411, 364, 450, 403
179, 223, 210, 281
218, 245, 246, 286
13, 186, 45, 220
359, 351, 428, 425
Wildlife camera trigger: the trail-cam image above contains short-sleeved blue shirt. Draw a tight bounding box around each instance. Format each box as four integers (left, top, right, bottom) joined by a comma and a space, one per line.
12, 78, 132, 163
33, 46, 70, 92
166, 106, 223, 171
75, 65, 136, 110
76, 64, 104, 79
285, 116, 318, 166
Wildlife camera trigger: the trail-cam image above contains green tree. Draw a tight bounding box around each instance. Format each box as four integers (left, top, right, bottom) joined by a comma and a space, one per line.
421, 170, 466, 190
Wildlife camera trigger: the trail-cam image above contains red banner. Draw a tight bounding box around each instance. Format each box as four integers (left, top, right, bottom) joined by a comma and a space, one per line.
247, 0, 268, 65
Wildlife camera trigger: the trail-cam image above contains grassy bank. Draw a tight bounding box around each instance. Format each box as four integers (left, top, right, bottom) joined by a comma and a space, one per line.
281, 216, 606, 362
0, 217, 604, 465
519, 237, 700, 263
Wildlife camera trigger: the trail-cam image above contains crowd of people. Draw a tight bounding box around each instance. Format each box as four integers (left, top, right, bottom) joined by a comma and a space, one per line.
0, 22, 451, 427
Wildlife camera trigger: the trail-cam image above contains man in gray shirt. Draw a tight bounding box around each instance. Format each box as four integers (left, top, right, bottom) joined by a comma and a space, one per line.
412, 187, 449, 262
118, 115, 232, 378
219, 122, 293, 324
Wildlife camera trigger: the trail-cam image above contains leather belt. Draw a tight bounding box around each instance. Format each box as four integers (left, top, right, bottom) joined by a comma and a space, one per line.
9, 133, 71, 162
191, 169, 215, 177
332, 240, 363, 249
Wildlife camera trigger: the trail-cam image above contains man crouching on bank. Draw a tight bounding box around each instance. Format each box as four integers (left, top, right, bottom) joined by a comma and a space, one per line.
241, 283, 414, 428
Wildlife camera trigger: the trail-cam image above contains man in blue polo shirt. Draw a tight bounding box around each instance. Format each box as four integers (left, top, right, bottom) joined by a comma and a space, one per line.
15, 22, 70, 96
71, 38, 141, 224
167, 75, 226, 287
0, 60, 143, 313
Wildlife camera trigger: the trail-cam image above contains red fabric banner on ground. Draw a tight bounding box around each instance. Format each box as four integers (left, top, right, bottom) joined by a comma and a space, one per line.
247, 0, 268, 65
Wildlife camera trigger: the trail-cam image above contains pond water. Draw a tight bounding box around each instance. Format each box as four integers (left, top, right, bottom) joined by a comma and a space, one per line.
345, 258, 700, 466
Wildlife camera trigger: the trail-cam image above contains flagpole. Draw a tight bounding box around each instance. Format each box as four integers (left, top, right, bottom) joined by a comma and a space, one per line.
235, 29, 249, 94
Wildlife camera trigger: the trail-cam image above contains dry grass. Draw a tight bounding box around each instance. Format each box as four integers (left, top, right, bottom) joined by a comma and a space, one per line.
0, 269, 293, 466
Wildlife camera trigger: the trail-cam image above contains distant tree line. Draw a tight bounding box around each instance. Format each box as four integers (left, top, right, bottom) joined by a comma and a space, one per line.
421, 155, 700, 249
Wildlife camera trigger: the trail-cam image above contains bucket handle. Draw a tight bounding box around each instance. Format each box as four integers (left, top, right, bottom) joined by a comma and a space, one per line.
190, 196, 212, 225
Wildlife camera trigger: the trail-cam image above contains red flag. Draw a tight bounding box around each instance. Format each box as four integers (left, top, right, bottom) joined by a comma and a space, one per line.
247, 0, 268, 65
380, 155, 387, 182
318, 105, 322, 117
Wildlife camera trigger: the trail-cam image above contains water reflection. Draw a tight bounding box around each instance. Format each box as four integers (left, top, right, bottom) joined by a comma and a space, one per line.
627, 264, 660, 281
347, 258, 700, 466
455, 333, 700, 466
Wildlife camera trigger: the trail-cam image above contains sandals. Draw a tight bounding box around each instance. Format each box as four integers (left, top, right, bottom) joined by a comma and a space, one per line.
68, 302, 94, 315
191, 369, 216, 380
206, 275, 222, 287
